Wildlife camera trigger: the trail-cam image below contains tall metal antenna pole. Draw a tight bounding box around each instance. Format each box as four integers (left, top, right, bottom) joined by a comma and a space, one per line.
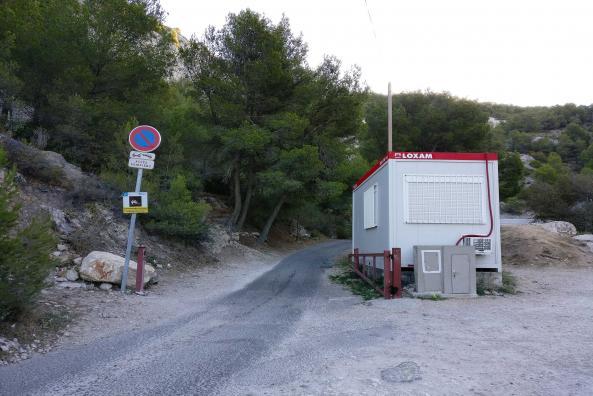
388, 82, 393, 152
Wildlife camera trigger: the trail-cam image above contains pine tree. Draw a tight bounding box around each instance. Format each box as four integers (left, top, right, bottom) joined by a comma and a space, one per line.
0, 148, 57, 320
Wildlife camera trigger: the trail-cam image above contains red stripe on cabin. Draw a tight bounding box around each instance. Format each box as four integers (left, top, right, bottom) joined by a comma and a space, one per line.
352, 152, 498, 190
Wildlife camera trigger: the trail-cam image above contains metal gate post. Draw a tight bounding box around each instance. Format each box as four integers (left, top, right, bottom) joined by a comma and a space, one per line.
353, 248, 359, 274
135, 245, 146, 294
392, 248, 402, 298
383, 250, 392, 299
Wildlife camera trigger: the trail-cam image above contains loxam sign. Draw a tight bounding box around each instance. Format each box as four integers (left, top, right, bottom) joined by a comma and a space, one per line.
393, 152, 433, 159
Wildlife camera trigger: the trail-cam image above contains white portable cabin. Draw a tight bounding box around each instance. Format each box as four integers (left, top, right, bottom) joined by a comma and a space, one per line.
352, 152, 502, 272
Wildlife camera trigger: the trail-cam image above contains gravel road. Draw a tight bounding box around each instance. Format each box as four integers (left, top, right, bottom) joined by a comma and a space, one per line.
500, 217, 533, 225
220, 265, 593, 396
0, 240, 351, 395
2, 240, 593, 395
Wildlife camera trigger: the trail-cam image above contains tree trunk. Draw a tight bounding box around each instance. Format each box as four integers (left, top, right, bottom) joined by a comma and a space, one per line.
228, 157, 242, 227
237, 169, 254, 231
205, 90, 219, 125
257, 195, 285, 245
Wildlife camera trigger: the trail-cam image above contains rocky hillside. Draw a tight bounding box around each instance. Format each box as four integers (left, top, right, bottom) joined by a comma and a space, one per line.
0, 133, 280, 363
0, 134, 229, 270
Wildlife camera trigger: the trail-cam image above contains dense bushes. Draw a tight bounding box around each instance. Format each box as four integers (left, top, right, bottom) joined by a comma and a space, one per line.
360, 92, 491, 162
0, 148, 56, 320
498, 152, 524, 201
487, 101, 593, 231
144, 175, 210, 242
0, 0, 174, 171
524, 153, 593, 232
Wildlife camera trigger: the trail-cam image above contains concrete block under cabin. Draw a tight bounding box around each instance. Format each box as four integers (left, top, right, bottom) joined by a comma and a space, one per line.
352, 152, 502, 296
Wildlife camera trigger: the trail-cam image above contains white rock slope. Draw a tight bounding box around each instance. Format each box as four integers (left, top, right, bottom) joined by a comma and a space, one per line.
536, 221, 577, 236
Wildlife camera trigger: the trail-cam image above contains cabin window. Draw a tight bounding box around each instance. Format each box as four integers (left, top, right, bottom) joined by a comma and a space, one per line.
363, 184, 378, 229
422, 250, 442, 273
405, 175, 484, 224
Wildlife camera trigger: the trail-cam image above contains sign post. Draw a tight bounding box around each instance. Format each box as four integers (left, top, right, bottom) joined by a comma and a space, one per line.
121, 125, 161, 292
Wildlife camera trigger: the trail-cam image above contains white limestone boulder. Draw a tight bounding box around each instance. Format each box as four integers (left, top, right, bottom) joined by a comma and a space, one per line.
536, 221, 577, 236
574, 234, 593, 253
79, 251, 156, 288
65, 269, 79, 281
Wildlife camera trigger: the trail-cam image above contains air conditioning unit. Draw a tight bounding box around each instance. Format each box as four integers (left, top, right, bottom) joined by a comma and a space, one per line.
463, 237, 492, 255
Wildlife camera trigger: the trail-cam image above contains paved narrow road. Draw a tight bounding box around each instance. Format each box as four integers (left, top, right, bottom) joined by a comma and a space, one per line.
0, 240, 351, 396
500, 217, 533, 225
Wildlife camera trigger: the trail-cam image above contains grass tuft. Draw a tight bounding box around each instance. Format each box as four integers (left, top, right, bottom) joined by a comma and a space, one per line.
329, 256, 382, 301
417, 293, 447, 301
499, 271, 518, 294
477, 270, 518, 296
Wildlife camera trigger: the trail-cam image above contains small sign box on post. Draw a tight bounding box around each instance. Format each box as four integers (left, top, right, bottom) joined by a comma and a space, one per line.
122, 192, 148, 214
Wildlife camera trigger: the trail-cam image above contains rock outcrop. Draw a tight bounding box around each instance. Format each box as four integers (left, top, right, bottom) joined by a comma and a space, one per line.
0, 134, 112, 198
574, 234, 593, 253
79, 251, 156, 288
65, 269, 79, 282
535, 221, 577, 236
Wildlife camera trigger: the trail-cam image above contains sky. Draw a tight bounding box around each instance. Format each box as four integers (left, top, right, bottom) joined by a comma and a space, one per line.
161, 0, 593, 107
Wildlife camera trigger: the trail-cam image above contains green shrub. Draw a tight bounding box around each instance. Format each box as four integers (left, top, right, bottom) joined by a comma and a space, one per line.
530, 159, 542, 168
417, 293, 447, 301
0, 146, 7, 167
0, 152, 57, 321
525, 155, 593, 232
498, 152, 524, 200
499, 271, 518, 294
477, 271, 518, 295
144, 175, 210, 241
530, 151, 548, 163
503, 196, 526, 214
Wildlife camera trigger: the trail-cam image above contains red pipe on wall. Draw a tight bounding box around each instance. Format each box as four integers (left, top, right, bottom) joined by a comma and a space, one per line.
455, 154, 494, 246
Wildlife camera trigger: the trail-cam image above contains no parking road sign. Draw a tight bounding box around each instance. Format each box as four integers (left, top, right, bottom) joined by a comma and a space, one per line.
121, 125, 161, 292
129, 125, 161, 152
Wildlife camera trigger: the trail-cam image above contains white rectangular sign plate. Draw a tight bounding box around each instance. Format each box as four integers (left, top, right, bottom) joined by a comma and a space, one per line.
128, 158, 154, 170
130, 151, 156, 160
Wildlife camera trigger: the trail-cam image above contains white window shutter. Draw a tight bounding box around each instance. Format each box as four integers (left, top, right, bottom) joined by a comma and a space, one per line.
405, 175, 484, 224
364, 184, 378, 229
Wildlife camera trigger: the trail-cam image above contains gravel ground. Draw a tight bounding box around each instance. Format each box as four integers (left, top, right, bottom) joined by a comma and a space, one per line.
1, 241, 592, 395
58, 245, 284, 346
220, 265, 593, 395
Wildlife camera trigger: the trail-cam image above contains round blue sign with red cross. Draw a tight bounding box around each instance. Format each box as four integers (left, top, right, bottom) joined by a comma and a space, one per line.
129, 125, 161, 152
